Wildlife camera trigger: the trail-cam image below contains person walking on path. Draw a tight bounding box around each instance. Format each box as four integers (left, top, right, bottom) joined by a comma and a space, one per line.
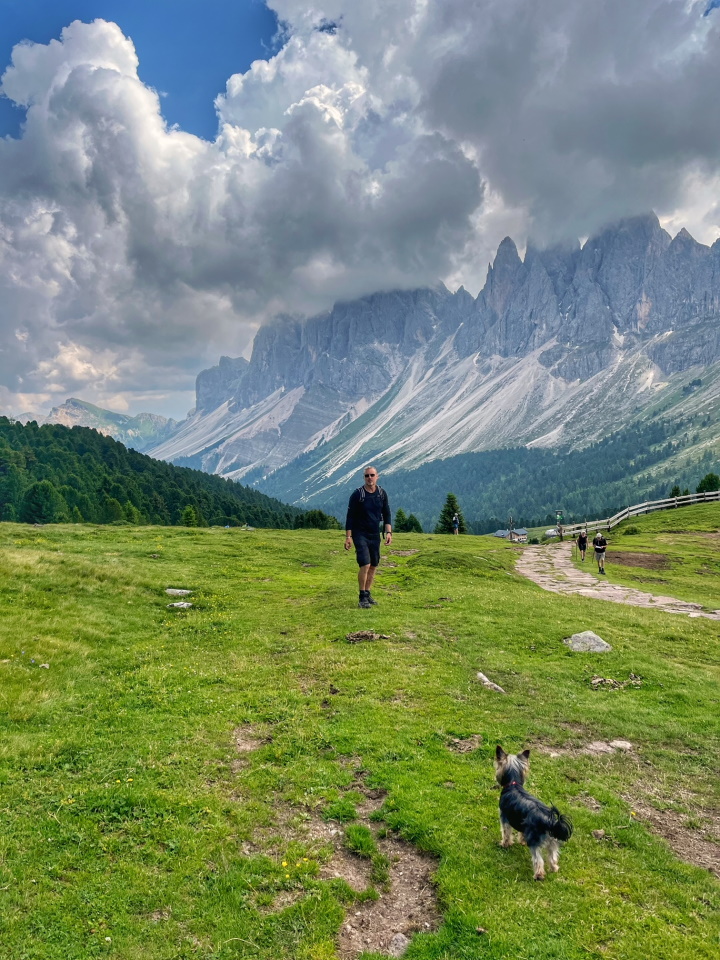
345, 466, 392, 608
452, 513, 460, 535
577, 529, 588, 561
593, 531, 608, 574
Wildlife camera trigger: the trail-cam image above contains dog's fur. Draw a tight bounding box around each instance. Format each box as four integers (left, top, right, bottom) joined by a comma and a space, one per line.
494, 745, 573, 880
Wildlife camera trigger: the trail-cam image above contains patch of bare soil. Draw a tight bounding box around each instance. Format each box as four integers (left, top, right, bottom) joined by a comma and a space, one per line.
338, 838, 440, 959
623, 794, 720, 878
387, 549, 419, 556
231, 726, 269, 771
447, 734, 483, 754
235, 754, 441, 958
608, 551, 671, 569
343, 631, 391, 643
534, 739, 634, 758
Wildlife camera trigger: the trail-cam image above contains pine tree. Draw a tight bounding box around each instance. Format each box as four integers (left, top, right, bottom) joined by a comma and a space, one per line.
697, 472, 720, 493
406, 513, 423, 533
434, 493, 467, 534
19, 480, 68, 523
670, 485, 681, 498
181, 505, 198, 526
394, 507, 409, 531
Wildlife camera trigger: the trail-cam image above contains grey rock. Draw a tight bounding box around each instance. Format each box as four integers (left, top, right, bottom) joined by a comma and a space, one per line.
167, 601, 193, 610
563, 631, 612, 652
388, 933, 411, 958
165, 588, 193, 596
146, 213, 720, 492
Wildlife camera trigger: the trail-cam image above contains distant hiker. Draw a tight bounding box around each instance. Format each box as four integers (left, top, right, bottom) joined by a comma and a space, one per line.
452, 513, 460, 535
344, 466, 392, 608
592, 531, 608, 574
577, 530, 588, 561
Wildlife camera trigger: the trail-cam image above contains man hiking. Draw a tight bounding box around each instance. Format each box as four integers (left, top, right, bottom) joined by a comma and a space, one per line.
577, 529, 588, 561
344, 466, 392, 608
592, 530, 608, 574
452, 513, 460, 535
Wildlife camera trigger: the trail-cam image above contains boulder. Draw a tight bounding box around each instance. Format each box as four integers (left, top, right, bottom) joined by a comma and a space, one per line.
563, 631, 611, 652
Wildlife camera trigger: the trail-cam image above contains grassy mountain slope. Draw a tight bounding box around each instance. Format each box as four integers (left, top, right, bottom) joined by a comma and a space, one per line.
257, 415, 720, 532
0, 509, 717, 959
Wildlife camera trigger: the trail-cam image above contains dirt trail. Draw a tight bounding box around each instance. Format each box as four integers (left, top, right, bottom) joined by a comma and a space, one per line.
516, 541, 720, 620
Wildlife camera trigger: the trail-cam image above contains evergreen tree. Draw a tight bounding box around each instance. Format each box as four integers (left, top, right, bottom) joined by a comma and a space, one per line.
406, 513, 423, 533
697, 472, 720, 493
181, 505, 198, 526
670, 485, 681, 498
394, 508, 409, 531
103, 497, 124, 523
434, 493, 466, 534
19, 480, 68, 523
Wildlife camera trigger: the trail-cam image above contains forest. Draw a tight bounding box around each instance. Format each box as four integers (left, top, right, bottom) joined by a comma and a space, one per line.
281, 418, 718, 532
0, 418, 335, 529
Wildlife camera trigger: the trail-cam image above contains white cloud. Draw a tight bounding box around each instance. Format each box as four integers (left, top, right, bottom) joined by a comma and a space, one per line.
1, 4, 720, 419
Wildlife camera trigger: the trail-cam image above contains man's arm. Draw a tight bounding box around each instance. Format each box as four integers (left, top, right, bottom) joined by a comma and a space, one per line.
382, 494, 392, 545
344, 492, 357, 550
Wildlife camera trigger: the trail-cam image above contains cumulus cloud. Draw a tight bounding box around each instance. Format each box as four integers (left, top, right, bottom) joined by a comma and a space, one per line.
1, 3, 720, 418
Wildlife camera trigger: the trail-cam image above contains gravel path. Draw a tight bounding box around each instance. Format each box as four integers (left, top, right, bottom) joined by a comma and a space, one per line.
516, 541, 720, 620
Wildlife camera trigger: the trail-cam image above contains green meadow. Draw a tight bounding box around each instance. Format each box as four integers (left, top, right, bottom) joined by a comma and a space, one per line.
0, 508, 718, 960
594, 503, 720, 610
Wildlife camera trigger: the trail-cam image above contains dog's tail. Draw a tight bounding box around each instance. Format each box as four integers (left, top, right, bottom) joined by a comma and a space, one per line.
549, 807, 573, 842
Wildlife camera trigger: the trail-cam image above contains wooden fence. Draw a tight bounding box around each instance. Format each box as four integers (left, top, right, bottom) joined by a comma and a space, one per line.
559, 489, 720, 539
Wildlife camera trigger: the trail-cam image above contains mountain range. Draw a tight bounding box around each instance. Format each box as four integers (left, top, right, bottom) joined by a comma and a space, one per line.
145, 212, 720, 510
14, 212, 719, 525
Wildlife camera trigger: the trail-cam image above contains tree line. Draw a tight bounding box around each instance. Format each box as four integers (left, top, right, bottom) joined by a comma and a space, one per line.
0, 418, 338, 529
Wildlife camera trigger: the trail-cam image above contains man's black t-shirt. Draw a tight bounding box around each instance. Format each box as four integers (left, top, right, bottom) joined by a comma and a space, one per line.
345, 487, 391, 539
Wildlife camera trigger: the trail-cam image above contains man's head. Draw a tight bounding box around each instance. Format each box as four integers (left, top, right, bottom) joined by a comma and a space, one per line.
363, 465, 379, 490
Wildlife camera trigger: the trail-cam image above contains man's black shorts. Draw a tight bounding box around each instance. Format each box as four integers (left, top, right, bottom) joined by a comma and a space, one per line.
354, 535, 380, 567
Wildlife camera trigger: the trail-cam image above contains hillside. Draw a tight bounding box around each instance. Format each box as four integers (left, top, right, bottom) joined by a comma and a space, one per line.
0, 417, 327, 529
0, 510, 717, 959
257, 417, 720, 531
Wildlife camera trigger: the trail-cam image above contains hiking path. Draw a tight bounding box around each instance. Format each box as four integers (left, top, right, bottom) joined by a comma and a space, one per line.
516, 541, 720, 621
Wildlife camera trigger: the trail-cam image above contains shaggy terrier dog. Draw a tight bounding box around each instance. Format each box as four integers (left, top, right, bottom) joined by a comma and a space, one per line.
494, 745, 573, 880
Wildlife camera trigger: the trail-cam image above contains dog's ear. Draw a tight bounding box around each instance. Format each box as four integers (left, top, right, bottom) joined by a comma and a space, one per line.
520, 749, 531, 761
495, 745, 506, 761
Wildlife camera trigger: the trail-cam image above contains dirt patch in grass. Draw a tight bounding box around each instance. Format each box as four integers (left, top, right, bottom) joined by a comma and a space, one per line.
387, 549, 419, 557
239, 767, 441, 957
447, 734, 483, 754
534, 739, 634, 758
337, 838, 440, 959
608, 551, 671, 569
231, 725, 269, 770
623, 794, 720, 878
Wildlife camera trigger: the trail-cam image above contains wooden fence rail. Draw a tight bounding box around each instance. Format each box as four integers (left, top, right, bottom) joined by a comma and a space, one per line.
559, 489, 720, 539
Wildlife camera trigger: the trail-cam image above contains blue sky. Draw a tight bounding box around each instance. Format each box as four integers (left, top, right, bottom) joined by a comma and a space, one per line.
0, 0, 279, 140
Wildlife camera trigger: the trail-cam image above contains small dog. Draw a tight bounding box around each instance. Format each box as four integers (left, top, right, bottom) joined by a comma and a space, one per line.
494, 745, 573, 880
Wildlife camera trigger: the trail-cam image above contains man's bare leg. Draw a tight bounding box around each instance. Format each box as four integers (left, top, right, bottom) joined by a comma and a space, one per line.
358, 565, 377, 591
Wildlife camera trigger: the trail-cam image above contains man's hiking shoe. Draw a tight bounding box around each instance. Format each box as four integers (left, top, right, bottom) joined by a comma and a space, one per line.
358, 596, 372, 609
367, 593, 378, 605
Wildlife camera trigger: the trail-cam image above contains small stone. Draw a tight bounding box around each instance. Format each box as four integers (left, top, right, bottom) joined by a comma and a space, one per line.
563, 631, 612, 652
609, 739, 633, 751
476, 671, 506, 694
167, 601, 193, 609
388, 933, 411, 958
585, 741, 615, 754
39, 663, 50, 669
165, 588, 192, 596
592, 829, 606, 840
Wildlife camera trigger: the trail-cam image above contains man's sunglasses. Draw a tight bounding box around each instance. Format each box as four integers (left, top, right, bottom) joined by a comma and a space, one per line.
364, 473, 376, 478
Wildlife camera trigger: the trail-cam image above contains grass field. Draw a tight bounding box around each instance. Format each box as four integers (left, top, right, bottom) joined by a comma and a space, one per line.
0, 510, 718, 960
593, 504, 720, 610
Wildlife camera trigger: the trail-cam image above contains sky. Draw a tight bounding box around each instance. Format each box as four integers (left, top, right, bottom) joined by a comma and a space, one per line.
1, 0, 720, 421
